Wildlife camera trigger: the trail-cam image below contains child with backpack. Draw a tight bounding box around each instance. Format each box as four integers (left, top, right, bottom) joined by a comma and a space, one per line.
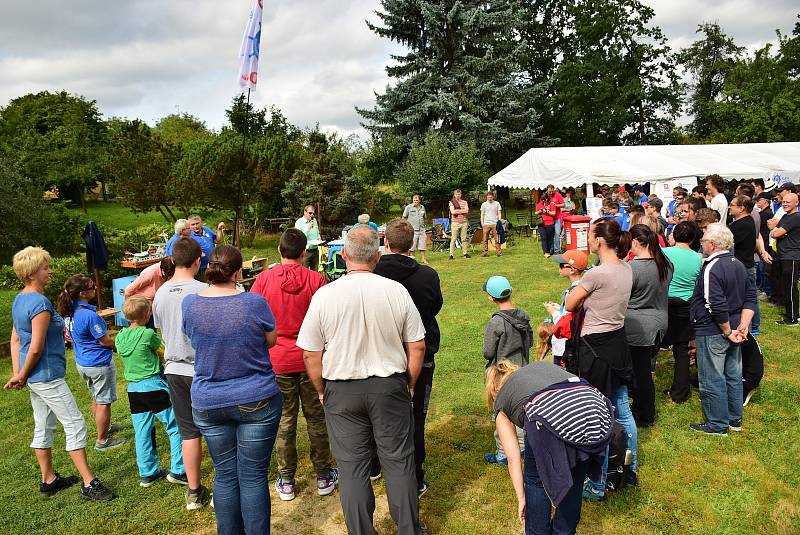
114, 295, 186, 487
482, 275, 533, 465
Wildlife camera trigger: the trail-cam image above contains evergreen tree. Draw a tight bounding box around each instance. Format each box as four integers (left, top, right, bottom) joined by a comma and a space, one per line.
358, 0, 544, 170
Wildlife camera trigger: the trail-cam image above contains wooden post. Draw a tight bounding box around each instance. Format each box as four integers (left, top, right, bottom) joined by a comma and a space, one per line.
93, 268, 104, 309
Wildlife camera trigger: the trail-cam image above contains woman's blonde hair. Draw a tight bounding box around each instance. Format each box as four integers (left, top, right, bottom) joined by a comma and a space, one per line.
485, 360, 521, 410
536, 321, 554, 360
12, 247, 52, 283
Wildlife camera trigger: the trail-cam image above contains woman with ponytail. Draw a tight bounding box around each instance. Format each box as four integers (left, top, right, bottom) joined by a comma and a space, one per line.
626, 224, 673, 429
57, 274, 125, 452
565, 217, 636, 501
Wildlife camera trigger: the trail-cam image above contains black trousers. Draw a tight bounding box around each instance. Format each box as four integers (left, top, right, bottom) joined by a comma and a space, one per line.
741, 334, 764, 401
325, 375, 420, 535
665, 297, 693, 403
629, 345, 657, 426
770, 250, 784, 306
780, 259, 800, 322
372, 363, 434, 488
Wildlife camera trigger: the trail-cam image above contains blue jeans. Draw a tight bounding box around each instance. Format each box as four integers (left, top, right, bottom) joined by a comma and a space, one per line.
757, 259, 771, 296
524, 444, 587, 535
589, 385, 637, 491
696, 335, 742, 433
193, 394, 282, 535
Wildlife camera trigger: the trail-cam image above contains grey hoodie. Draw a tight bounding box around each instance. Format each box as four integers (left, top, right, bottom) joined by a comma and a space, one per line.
483, 308, 534, 368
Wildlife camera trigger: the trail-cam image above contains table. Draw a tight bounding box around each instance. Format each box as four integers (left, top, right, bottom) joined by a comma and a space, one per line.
121, 257, 163, 269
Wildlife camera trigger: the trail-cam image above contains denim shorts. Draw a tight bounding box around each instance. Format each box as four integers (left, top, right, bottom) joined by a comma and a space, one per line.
75, 360, 118, 404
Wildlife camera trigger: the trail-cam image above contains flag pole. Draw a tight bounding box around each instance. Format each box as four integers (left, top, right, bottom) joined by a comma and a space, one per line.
234, 88, 251, 249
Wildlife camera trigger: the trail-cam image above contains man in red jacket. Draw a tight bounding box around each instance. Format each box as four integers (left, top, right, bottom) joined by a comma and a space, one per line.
250, 228, 337, 501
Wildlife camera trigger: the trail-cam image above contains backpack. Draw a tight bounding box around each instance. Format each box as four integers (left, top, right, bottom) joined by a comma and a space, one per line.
605, 421, 632, 492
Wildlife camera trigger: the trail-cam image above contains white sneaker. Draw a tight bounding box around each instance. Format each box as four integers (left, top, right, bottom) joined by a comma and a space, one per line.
317, 468, 339, 496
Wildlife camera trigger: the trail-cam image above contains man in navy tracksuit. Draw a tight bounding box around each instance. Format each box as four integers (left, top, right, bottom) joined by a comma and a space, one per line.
689, 223, 758, 436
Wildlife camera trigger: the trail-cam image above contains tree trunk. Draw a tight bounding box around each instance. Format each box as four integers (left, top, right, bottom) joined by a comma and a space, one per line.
100, 181, 108, 201
80, 187, 87, 213
164, 205, 176, 220
156, 205, 171, 224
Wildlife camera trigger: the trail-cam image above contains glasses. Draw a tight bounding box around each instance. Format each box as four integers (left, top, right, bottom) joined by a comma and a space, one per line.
559, 264, 570, 269
306, 211, 315, 215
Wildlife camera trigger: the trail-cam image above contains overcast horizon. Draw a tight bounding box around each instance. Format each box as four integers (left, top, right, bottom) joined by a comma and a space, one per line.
0, 1, 796, 139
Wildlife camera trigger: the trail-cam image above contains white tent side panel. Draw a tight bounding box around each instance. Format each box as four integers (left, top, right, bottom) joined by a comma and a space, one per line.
488, 142, 800, 190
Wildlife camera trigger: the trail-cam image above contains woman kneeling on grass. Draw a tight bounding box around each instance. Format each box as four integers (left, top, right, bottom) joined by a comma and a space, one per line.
488, 360, 613, 535
5, 247, 113, 501
182, 245, 282, 535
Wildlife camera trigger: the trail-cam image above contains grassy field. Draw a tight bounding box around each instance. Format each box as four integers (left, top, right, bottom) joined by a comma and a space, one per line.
0, 206, 799, 534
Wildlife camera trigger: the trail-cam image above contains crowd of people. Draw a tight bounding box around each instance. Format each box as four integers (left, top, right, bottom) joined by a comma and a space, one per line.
5, 174, 797, 535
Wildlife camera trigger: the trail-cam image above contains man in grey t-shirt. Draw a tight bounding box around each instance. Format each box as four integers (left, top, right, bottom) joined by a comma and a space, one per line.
151, 237, 210, 509
402, 194, 428, 265
480, 191, 503, 257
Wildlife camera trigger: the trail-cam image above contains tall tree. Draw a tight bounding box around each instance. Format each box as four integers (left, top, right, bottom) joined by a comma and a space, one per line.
0, 91, 107, 208
543, 0, 682, 145
358, 0, 545, 169
106, 120, 176, 222
676, 23, 744, 140
282, 131, 363, 230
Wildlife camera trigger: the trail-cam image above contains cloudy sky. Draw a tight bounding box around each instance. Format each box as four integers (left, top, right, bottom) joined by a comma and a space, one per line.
0, 1, 796, 138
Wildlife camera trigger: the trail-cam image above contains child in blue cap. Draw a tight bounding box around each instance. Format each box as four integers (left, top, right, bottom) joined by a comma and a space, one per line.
482, 275, 533, 465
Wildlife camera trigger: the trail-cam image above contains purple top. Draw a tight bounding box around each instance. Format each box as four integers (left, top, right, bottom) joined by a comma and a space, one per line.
182, 292, 278, 410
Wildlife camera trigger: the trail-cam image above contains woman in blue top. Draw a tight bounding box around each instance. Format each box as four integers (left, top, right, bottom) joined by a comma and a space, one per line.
56, 275, 125, 451
183, 245, 281, 535
5, 247, 113, 501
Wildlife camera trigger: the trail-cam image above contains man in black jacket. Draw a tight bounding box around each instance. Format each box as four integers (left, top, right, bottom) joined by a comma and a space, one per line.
373, 218, 444, 496
689, 223, 757, 436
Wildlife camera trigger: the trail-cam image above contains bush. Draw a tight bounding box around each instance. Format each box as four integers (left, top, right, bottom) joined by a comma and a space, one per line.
397, 132, 490, 205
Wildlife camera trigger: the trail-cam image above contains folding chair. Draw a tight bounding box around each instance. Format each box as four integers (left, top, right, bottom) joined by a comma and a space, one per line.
325, 250, 347, 282
515, 214, 531, 237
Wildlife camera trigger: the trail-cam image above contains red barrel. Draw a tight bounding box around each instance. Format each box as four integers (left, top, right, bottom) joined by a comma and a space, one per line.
563, 215, 592, 252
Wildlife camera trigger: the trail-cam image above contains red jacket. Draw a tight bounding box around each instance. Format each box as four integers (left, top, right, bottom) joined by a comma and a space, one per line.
250, 263, 326, 374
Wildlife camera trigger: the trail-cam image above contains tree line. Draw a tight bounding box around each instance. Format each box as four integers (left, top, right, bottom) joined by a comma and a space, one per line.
0, 5, 798, 261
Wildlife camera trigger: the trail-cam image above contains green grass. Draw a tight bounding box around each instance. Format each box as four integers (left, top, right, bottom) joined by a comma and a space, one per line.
1, 209, 799, 533
68, 201, 232, 232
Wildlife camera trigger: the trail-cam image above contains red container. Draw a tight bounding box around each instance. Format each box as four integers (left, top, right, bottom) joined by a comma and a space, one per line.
563, 215, 592, 252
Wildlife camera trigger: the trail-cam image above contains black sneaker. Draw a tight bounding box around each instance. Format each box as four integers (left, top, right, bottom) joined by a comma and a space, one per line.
80, 479, 114, 501
167, 472, 189, 486
463, 254, 471, 259
40, 473, 79, 497
140, 469, 166, 488
418, 479, 429, 498
776, 319, 799, 326
690, 422, 728, 436
729, 419, 742, 432
448, 255, 454, 260
626, 470, 638, 487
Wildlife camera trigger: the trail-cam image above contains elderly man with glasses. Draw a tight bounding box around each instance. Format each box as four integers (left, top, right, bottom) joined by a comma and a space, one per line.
688, 223, 757, 436
295, 205, 322, 271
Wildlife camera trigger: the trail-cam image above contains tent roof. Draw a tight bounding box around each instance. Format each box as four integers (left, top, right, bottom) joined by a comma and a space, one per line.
487, 142, 800, 189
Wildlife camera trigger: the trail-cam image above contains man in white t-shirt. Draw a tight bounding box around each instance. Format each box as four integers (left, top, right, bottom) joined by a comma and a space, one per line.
480, 191, 503, 257
706, 174, 729, 223
298, 226, 426, 535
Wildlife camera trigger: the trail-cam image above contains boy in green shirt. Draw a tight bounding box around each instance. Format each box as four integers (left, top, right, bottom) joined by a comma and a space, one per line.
115, 296, 186, 487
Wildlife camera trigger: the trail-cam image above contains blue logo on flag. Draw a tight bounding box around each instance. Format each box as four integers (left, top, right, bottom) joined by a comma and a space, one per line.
248, 23, 261, 59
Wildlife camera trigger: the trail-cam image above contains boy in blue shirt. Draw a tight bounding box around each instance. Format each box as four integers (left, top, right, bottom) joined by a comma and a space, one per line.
115, 295, 186, 487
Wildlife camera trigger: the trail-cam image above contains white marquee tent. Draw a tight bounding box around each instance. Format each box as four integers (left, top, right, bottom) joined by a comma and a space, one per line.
487, 142, 800, 191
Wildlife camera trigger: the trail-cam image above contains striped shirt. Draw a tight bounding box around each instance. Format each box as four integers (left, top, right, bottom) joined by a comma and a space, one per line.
525, 383, 613, 444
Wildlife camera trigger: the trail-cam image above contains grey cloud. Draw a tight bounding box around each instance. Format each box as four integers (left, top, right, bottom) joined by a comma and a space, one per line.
0, 0, 797, 136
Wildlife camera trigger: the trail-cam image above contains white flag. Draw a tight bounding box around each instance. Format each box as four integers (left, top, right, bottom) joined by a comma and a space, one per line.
237, 0, 263, 91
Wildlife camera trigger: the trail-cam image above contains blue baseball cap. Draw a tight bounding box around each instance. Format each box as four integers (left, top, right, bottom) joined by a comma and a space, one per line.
483, 275, 512, 299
